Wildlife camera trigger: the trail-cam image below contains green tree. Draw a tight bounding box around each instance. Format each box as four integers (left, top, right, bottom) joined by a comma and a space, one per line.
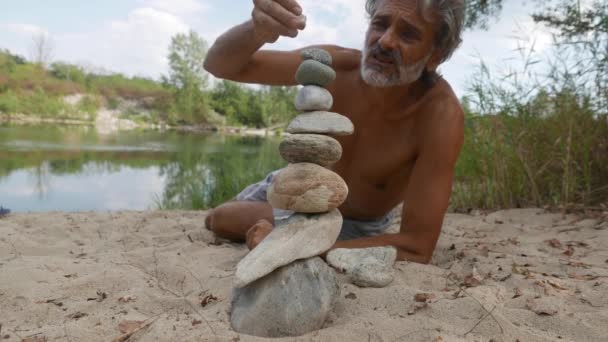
209, 80, 249, 121
260, 86, 298, 127
533, 0, 607, 113
50, 62, 86, 84
166, 30, 210, 124
464, 0, 504, 29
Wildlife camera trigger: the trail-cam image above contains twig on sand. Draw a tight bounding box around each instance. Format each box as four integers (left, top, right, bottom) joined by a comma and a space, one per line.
443, 271, 505, 336
464, 305, 498, 336
112, 309, 172, 342
177, 276, 218, 339
558, 227, 582, 233
112, 318, 158, 342
111, 252, 219, 340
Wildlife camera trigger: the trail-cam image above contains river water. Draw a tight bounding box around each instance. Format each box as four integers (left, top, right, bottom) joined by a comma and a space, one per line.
0, 124, 285, 212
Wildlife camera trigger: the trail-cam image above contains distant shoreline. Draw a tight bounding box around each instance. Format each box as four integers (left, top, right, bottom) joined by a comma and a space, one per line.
0, 112, 284, 137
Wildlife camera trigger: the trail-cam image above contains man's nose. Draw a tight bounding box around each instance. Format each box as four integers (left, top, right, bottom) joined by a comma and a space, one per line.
378, 28, 398, 51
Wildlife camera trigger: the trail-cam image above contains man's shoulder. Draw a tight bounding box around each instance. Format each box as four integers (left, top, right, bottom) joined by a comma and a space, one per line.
419, 78, 464, 154
423, 78, 464, 126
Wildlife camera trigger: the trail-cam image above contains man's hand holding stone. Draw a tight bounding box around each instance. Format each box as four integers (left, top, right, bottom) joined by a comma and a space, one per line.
252, 0, 306, 43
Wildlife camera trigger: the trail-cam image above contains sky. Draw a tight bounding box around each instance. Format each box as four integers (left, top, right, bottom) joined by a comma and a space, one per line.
0, 0, 554, 97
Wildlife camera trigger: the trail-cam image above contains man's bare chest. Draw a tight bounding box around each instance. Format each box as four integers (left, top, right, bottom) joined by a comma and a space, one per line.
331, 102, 419, 186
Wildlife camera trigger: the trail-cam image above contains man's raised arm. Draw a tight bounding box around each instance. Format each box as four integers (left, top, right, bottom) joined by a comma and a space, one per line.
203, 0, 306, 85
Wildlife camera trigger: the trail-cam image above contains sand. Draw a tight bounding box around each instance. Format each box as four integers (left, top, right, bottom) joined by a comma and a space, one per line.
1, 208, 607, 341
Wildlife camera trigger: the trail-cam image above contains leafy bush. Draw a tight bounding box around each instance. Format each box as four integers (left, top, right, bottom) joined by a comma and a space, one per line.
453, 51, 608, 209
0, 90, 20, 113
77, 95, 102, 115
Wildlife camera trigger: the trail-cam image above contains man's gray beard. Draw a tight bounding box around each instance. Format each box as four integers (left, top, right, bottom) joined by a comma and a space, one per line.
361, 46, 431, 87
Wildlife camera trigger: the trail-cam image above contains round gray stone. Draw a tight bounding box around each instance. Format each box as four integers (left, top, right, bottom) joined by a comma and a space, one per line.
231, 257, 340, 338
301, 48, 332, 66
327, 247, 397, 288
280, 134, 342, 166
295, 60, 336, 87
287, 111, 354, 136
295, 85, 333, 111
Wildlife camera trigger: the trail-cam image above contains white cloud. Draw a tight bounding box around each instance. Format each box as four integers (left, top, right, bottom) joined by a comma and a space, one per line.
137, 0, 208, 15
277, 0, 368, 49
55, 7, 189, 78
4, 23, 49, 37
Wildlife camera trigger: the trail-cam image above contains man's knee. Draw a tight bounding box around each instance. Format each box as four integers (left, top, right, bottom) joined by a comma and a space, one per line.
206, 201, 274, 233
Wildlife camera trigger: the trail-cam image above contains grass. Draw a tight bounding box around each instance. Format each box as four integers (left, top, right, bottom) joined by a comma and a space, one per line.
451, 50, 608, 210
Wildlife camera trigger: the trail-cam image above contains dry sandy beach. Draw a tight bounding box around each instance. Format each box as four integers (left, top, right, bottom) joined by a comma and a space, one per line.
1, 208, 607, 341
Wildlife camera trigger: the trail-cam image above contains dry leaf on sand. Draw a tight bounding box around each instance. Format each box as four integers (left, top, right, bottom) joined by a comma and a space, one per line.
22, 336, 47, 342
113, 319, 157, 342
118, 320, 145, 334
568, 273, 600, 281
414, 293, 436, 303
118, 295, 137, 303
545, 279, 568, 291
408, 302, 428, 315
512, 287, 523, 299
463, 268, 483, 288
545, 239, 562, 248
200, 294, 218, 308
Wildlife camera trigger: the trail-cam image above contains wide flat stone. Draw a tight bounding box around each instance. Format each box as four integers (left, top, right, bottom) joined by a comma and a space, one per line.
234, 209, 343, 288
326, 247, 397, 288
231, 257, 340, 338
295, 60, 336, 87
267, 163, 348, 213
301, 48, 332, 66
279, 134, 342, 166
295, 85, 333, 111
286, 111, 354, 136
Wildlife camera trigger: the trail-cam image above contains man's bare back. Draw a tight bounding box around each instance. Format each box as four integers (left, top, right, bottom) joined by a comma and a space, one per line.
203, 0, 465, 263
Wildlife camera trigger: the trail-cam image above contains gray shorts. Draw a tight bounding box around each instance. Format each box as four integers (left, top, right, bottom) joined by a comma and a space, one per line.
236, 170, 395, 240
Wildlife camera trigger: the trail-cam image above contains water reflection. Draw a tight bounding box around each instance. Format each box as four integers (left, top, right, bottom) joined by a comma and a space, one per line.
0, 124, 286, 212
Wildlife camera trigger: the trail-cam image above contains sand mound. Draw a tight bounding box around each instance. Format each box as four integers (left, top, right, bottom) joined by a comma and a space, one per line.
1, 209, 607, 341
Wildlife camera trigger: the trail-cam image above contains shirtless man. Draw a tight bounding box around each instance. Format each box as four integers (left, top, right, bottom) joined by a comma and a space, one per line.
203, 0, 465, 264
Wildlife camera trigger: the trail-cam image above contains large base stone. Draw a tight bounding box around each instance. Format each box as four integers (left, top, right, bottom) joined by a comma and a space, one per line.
231, 257, 340, 338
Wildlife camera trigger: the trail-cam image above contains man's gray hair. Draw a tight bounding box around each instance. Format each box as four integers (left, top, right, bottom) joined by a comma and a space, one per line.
365, 0, 465, 63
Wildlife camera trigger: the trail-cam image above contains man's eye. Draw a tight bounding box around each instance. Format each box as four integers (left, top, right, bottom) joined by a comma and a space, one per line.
372, 21, 387, 30
400, 31, 417, 41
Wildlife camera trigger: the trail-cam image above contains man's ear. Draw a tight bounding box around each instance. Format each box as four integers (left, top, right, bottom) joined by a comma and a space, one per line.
426, 49, 444, 72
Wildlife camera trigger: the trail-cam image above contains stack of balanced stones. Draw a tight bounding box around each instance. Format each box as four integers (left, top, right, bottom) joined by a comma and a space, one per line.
270, 48, 353, 214
230, 48, 354, 338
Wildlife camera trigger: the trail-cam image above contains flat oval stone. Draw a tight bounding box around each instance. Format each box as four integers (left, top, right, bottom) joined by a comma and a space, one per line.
301, 48, 332, 66
295, 85, 333, 111
267, 163, 348, 213
280, 134, 342, 166
295, 60, 336, 87
234, 209, 343, 288
287, 111, 354, 136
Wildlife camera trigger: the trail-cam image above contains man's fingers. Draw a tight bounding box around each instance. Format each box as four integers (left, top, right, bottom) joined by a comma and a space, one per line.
274, 0, 302, 16
252, 8, 299, 38
254, 0, 305, 30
